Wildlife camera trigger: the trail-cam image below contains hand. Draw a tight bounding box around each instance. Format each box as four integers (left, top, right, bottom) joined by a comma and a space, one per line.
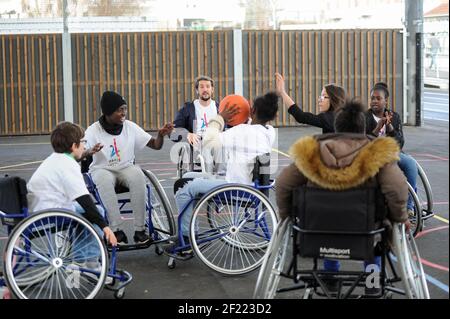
187, 132, 200, 145
158, 123, 174, 137
103, 227, 117, 246
376, 117, 387, 129
219, 103, 240, 124
385, 111, 393, 125
87, 143, 103, 156
275, 72, 286, 94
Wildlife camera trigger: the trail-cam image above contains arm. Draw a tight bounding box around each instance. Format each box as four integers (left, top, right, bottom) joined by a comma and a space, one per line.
275, 163, 308, 220
79, 143, 103, 161
377, 162, 408, 223
385, 112, 404, 149
173, 104, 190, 132
75, 195, 117, 246
147, 123, 174, 150
288, 104, 331, 129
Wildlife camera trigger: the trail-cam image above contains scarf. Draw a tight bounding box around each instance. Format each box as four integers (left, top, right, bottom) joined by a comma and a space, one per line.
99, 115, 123, 135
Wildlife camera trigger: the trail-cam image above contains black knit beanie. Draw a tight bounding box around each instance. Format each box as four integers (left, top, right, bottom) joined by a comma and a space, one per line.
100, 91, 127, 116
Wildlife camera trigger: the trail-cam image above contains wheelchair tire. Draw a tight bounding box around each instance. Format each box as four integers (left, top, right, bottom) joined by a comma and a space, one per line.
407, 182, 423, 237
253, 218, 291, 299
392, 223, 430, 299
3, 210, 108, 299
190, 184, 278, 275
415, 160, 434, 219
143, 169, 176, 240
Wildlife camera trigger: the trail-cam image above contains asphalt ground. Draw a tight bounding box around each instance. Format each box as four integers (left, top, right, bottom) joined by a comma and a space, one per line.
0, 120, 448, 300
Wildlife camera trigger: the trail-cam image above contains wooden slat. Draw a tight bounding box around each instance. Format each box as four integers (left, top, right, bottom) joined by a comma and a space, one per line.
287, 32, 293, 126
84, 35, 89, 126
255, 33, 260, 97
183, 33, 189, 101
17, 37, 23, 132
328, 31, 333, 84
374, 31, 378, 83
162, 33, 167, 124
106, 34, 110, 89
155, 33, 160, 128
45, 36, 52, 131
91, 36, 96, 123
224, 32, 229, 94
308, 32, 313, 113
2, 36, 7, 133
248, 31, 253, 101
175, 33, 181, 116
315, 32, 320, 113
126, 34, 132, 121
217, 32, 222, 99
113, 34, 117, 91
367, 31, 372, 102
294, 32, 299, 126
141, 33, 147, 129
38, 37, 44, 132
148, 33, 154, 128
9, 36, 15, 133
169, 33, 174, 123
302, 32, 306, 111
392, 31, 397, 111
76, 35, 82, 124
53, 34, 59, 126
380, 31, 385, 82
24, 36, 30, 132
134, 33, 139, 126
98, 34, 103, 106
31, 35, 37, 132
119, 34, 124, 97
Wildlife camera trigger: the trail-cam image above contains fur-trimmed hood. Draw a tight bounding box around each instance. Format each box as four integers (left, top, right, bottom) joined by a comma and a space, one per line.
288, 133, 400, 190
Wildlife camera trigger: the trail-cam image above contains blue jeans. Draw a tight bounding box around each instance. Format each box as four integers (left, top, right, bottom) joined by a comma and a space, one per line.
175, 173, 228, 237
73, 203, 105, 262
398, 152, 418, 210
323, 256, 381, 273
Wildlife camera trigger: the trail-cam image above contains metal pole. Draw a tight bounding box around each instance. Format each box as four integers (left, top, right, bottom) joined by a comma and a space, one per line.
62, 0, 74, 122
404, 0, 424, 126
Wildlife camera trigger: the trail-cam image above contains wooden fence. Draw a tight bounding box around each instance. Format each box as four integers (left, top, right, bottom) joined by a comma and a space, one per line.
0, 29, 403, 135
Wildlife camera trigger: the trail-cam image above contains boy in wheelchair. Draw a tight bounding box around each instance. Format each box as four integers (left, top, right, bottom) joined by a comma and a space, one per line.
83, 91, 173, 245
168, 92, 278, 249
275, 100, 411, 296
27, 122, 117, 253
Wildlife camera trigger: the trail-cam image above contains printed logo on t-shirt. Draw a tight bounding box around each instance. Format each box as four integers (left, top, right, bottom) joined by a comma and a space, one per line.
200, 113, 208, 131
108, 138, 121, 166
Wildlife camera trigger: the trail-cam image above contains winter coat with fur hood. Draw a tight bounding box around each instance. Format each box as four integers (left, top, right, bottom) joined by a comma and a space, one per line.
275, 133, 408, 228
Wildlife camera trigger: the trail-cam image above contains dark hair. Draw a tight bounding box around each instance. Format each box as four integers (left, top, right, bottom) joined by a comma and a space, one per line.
334, 99, 366, 134
324, 84, 346, 112
51, 122, 85, 153
194, 75, 214, 89
370, 82, 390, 99
252, 91, 279, 123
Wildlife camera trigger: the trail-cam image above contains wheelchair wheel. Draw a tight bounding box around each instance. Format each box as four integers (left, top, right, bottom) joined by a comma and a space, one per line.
3, 210, 108, 299
190, 184, 278, 275
253, 218, 291, 299
143, 169, 176, 240
415, 160, 434, 220
392, 223, 430, 299
407, 182, 423, 237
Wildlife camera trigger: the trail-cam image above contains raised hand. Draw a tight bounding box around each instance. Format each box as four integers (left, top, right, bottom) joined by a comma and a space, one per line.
275, 72, 286, 94
219, 103, 240, 124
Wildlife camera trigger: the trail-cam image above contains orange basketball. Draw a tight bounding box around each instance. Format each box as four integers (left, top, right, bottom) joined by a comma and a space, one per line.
219, 94, 250, 126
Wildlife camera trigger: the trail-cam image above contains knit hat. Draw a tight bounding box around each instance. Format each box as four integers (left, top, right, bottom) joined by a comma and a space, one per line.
100, 91, 127, 116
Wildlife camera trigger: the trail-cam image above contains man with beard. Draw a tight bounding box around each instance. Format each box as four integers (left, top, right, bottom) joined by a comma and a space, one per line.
173, 76, 219, 145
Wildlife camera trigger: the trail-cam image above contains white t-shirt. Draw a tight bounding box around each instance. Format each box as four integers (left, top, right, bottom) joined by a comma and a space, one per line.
85, 120, 152, 172
372, 114, 386, 136
194, 99, 218, 137
219, 124, 276, 184
27, 153, 89, 212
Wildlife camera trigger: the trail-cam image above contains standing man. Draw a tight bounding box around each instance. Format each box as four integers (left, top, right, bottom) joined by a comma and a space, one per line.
173, 75, 219, 145
428, 34, 441, 70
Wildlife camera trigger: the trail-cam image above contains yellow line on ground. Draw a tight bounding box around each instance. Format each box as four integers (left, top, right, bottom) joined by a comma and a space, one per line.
0, 160, 43, 170
433, 214, 449, 224
272, 148, 290, 159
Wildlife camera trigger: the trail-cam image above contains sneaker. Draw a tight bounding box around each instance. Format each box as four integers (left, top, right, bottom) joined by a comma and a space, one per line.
364, 287, 382, 297
133, 230, 151, 244
114, 230, 128, 245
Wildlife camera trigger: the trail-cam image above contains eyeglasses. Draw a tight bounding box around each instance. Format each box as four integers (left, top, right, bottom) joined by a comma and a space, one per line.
80, 139, 87, 144
318, 96, 329, 101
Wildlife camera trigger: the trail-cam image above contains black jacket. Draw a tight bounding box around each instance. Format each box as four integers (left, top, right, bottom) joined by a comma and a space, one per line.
365, 109, 404, 149
173, 100, 219, 133
288, 104, 335, 134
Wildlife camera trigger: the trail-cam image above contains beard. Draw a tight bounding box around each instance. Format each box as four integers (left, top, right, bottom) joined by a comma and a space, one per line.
200, 94, 210, 101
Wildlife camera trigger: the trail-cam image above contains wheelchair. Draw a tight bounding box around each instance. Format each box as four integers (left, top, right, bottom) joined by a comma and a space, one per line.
253, 185, 430, 299
0, 176, 128, 299
406, 159, 435, 237
165, 153, 278, 275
